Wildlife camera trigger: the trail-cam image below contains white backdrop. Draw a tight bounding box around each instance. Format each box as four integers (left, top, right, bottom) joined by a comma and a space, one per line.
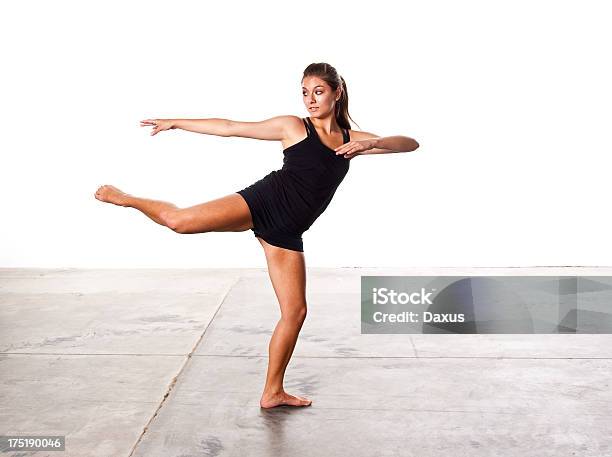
2, 0, 610, 268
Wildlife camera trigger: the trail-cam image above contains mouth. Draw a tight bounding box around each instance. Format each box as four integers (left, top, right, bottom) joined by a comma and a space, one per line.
309, 107, 319, 111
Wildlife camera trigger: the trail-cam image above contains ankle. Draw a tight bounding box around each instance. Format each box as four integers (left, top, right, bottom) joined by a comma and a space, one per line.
262, 387, 284, 396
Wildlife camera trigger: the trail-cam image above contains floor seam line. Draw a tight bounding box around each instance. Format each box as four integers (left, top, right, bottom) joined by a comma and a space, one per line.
126, 274, 242, 457
3, 354, 611, 359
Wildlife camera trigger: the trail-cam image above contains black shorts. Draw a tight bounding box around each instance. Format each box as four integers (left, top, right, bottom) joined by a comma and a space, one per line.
236, 172, 304, 252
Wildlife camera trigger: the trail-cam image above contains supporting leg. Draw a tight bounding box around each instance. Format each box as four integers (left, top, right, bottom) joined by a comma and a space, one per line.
258, 237, 312, 408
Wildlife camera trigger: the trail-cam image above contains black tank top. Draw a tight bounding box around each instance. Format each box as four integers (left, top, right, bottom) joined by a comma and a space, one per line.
279, 117, 350, 231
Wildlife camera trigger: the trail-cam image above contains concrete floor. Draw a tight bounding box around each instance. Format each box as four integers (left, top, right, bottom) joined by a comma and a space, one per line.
1, 267, 611, 457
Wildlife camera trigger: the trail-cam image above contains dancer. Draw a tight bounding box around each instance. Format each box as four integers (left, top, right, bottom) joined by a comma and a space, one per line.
94, 62, 419, 409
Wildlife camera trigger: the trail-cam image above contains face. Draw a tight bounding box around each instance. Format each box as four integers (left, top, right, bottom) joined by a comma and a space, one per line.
302, 76, 341, 117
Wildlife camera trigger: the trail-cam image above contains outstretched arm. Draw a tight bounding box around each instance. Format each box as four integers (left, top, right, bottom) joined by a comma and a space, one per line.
168, 118, 234, 136
334, 130, 420, 159
360, 136, 420, 154
141, 115, 298, 140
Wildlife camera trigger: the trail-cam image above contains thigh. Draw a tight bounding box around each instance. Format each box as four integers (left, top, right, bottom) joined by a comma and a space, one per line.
258, 237, 307, 319
169, 193, 254, 234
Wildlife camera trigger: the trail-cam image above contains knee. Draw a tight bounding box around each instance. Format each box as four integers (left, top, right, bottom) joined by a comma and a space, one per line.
161, 210, 185, 233
282, 305, 307, 325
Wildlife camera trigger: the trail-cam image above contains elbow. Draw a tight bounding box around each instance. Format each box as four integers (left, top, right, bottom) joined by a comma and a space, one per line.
221, 119, 234, 137
406, 138, 419, 152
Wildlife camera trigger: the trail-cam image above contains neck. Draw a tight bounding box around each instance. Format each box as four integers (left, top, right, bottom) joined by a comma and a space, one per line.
309, 113, 341, 135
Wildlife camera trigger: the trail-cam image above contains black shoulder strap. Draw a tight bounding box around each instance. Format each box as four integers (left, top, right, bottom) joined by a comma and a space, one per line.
304, 117, 349, 143
342, 128, 350, 143
302, 117, 313, 137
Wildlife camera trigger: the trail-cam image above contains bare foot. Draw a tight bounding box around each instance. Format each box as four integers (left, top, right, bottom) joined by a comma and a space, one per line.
260, 390, 312, 409
94, 185, 131, 207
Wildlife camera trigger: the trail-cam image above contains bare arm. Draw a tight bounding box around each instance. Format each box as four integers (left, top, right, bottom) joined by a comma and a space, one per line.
339, 130, 419, 157
362, 136, 420, 154
170, 118, 233, 136
169, 115, 298, 140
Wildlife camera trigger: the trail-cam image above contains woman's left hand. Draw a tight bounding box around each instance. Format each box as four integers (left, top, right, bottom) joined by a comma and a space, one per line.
334, 139, 376, 159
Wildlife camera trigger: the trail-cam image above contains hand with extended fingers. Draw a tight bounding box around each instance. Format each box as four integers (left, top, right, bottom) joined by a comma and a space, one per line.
140, 119, 174, 136
334, 138, 377, 159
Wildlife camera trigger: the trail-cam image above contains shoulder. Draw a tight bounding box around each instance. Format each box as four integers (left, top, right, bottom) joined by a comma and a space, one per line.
228, 114, 303, 141
282, 115, 306, 129
268, 115, 303, 127
271, 115, 302, 122
275, 115, 306, 136
280, 115, 309, 150
347, 128, 380, 141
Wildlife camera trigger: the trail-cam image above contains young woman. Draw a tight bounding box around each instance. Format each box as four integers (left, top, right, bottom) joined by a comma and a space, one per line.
94, 62, 420, 409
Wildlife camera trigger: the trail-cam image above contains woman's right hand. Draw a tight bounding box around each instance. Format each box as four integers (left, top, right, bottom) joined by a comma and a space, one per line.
140, 119, 174, 136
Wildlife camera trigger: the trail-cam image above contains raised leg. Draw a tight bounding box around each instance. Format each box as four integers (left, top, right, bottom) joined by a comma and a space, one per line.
258, 237, 312, 409
94, 184, 253, 233
161, 193, 254, 233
